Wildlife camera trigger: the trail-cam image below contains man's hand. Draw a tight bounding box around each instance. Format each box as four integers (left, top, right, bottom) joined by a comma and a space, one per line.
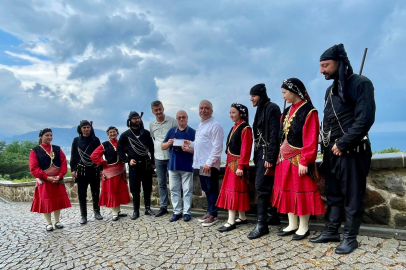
264, 161, 273, 168
332, 143, 342, 156
167, 138, 175, 145
71, 171, 77, 179
151, 164, 156, 170
129, 159, 136, 166
183, 140, 191, 147
181, 144, 193, 153
298, 164, 308, 177
236, 168, 243, 177
202, 165, 211, 175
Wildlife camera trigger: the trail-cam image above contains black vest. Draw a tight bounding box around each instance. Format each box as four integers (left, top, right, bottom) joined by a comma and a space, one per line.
102, 141, 119, 165
32, 145, 62, 170
323, 74, 373, 140
280, 101, 316, 148
226, 121, 251, 156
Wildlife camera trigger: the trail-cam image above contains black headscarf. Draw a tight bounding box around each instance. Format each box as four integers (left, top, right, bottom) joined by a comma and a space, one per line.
106, 126, 119, 135
38, 128, 52, 144
320, 43, 354, 102
251, 83, 271, 132
77, 120, 98, 145
127, 111, 144, 127
231, 103, 249, 124
281, 78, 311, 102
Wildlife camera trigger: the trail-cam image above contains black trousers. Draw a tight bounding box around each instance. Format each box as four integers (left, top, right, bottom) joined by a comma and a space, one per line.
253, 149, 274, 199
77, 166, 101, 210
323, 141, 372, 217
128, 162, 153, 210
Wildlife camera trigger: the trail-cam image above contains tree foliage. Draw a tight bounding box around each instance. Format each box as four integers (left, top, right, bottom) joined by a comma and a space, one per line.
0, 140, 37, 180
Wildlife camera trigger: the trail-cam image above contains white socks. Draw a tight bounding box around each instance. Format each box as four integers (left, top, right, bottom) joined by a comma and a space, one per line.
112, 206, 120, 216
283, 213, 299, 231
44, 213, 52, 225
54, 210, 61, 223
297, 214, 310, 235
238, 211, 246, 221
223, 210, 236, 227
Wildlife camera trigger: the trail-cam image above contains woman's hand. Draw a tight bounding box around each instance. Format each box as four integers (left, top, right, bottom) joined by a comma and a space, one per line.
236, 169, 243, 177
298, 164, 308, 177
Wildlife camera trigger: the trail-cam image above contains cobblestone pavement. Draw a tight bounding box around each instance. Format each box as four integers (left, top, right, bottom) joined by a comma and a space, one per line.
0, 200, 405, 270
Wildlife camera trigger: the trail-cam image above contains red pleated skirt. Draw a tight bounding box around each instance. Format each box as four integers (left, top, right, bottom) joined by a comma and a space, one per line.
99, 174, 131, 208
31, 181, 71, 213
271, 160, 325, 216
216, 166, 250, 212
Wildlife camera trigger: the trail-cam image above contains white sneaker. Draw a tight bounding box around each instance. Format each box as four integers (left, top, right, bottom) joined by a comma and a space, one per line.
198, 212, 210, 223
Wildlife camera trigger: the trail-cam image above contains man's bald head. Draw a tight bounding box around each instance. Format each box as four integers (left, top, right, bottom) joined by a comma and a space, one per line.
176, 110, 188, 129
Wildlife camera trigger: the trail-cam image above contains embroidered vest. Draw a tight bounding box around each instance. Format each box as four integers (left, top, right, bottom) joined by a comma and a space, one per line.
280, 101, 316, 149
102, 141, 119, 165
32, 145, 61, 170
226, 121, 251, 156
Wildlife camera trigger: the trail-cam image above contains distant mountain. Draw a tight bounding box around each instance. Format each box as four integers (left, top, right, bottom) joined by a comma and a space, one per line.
2, 127, 108, 148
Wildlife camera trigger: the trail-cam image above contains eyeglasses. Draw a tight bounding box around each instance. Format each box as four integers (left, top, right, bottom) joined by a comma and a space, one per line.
177, 116, 187, 120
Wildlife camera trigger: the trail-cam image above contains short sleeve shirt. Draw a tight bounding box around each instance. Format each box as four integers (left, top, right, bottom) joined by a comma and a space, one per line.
150, 115, 177, 160
163, 126, 196, 173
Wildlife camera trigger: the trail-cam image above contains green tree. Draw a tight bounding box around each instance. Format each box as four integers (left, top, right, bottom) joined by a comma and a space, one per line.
0, 140, 37, 180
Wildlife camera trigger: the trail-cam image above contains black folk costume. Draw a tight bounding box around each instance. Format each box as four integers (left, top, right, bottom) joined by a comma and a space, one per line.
247, 84, 281, 240
70, 120, 102, 224
310, 44, 376, 254
117, 111, 156, 220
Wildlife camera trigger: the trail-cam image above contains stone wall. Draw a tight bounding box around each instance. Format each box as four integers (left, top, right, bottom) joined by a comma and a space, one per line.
1, 152, 405, 227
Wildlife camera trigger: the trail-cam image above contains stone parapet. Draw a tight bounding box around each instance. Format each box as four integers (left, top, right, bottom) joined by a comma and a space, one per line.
1, 152, 405, 227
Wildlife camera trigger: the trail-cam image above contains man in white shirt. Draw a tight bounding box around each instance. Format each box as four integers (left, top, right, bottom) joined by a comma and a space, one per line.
184, 100, 224, 227
149, 101, 177, 217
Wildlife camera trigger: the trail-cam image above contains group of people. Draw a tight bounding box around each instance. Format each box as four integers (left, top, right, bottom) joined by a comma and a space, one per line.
29, 44, 375, 255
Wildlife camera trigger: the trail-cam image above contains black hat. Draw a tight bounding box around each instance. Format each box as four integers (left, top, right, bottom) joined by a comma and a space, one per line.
250, 83, 267, 97
281, 78, 310, 101
77, 120, 93, 134
127, 111, 144, 127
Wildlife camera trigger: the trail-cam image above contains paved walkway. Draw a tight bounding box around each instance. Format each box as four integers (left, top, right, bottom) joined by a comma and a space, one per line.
0, 200, 405, 270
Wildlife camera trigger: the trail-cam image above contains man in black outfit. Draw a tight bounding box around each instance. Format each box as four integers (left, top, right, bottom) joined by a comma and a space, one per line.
247, 84, 281, 239
117, 111, 156, 220
70, 120, 103, 224
310, 44, 375, 254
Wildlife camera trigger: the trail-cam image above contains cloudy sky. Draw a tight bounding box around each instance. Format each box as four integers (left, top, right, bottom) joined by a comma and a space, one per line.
0, 0, 405, 149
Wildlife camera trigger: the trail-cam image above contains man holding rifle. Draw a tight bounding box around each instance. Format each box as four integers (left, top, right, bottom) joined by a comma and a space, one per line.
311, 44, 376, 254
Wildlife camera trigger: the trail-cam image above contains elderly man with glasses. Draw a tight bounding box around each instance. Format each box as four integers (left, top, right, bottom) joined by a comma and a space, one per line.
162, 110, 196, 222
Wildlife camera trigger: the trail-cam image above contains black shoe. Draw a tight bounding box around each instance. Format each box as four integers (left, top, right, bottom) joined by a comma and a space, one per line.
155, 207, 168, 217
247, 224, 269, 239
335, 238, 359, 254
292, 230, 310, 241
131, 211, 140, 220
94, 211, 103, 220
169, 214, 183, 222
80, 216, 87, 225
277, 229, 297, 237
218, 223, 237, 232
310, 232, 341, 243
118, 211, 127, 217
183, 214, 191, 222
235, 218, 248, 226
46, 224, 54, 231
145, 208, 156, 216
54, 222, 64, 229
112, 215, 119, 221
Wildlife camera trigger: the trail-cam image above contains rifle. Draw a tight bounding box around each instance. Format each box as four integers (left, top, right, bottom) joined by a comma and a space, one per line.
359, 48, 368, 75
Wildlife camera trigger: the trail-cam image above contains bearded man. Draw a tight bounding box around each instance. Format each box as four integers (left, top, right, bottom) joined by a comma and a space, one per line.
310, 44, 376, 254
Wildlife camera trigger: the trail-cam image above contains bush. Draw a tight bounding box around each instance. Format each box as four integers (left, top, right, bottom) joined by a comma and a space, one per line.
373, 147, 401, 155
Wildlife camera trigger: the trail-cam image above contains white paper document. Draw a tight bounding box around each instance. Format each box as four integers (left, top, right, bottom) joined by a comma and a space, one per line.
173, 139, 184, 147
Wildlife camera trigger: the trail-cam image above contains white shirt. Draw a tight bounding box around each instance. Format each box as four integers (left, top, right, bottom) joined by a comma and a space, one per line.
150, 115, 177, 160
190, 117, 224, 170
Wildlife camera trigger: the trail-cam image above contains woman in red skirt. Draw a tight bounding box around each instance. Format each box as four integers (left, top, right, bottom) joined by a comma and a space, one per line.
90, 126, 131, 221
271, 78, 325, 240
216, 103, 253, 232
30, 128, 71, 231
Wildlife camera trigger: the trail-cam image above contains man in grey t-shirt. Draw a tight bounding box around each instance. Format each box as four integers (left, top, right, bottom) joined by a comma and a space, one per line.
149, 100, 177, 217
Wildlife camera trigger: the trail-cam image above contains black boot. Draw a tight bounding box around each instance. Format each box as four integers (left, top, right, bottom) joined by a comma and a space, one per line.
310, 206, 342, 243
267, 206, 280, 225
131, 194, 140, 220
79, 200, 87, 224
92, 193, 103, 220
247, 197, 269, 240
335, 214, 363, 254
144, 193, 155, 216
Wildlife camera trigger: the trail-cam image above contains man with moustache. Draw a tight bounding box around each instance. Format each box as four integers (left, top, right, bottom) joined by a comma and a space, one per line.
184, 100, 224, 227
161, 110, 196, 222
117, 111, 156, 220
247, 84, 281, 239
149, 101, 177, 217
70, 120, 102, 224
310, 44, 375, 254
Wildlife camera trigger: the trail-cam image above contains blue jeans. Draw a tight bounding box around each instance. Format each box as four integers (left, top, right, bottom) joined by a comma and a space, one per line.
155, 159, 169, 207
199, 167, 219, 217
169, 170, 193, 215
